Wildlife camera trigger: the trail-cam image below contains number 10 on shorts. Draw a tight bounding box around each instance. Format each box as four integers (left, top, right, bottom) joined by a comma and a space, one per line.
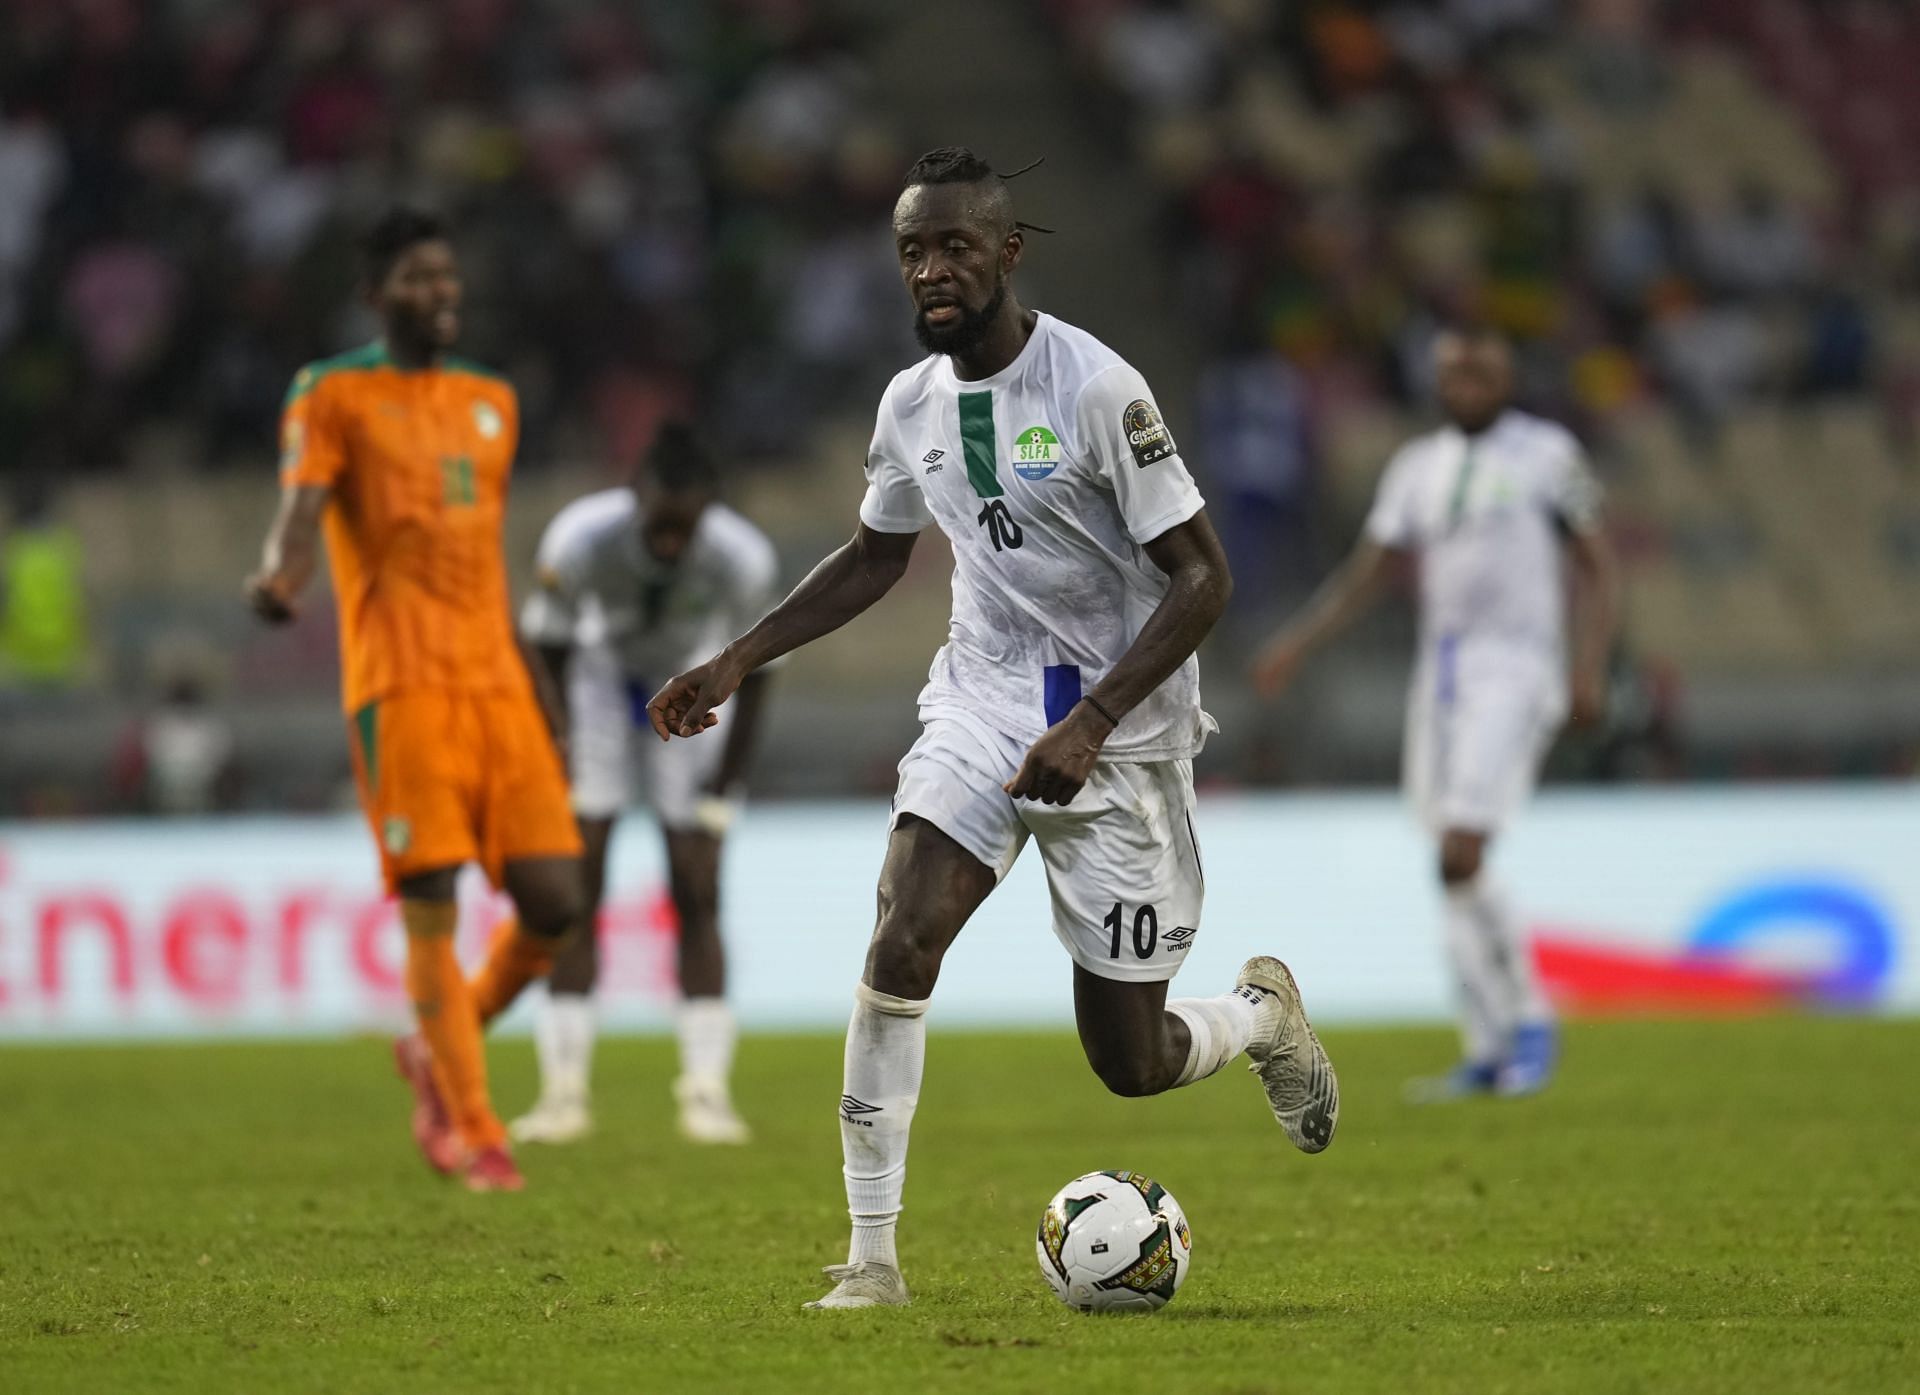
1105, 901, 1158, 960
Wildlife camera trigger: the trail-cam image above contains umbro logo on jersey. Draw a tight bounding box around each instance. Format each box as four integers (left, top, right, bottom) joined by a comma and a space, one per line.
839, 1094, 882, 1126
923, 448, 946, 472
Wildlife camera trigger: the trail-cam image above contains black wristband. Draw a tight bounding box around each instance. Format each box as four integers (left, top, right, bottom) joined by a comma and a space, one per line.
1082, 694, 1120, 729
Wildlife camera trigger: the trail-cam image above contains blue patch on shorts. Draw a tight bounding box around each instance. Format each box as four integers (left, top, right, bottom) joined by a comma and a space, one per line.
1043, 664, 1082, 728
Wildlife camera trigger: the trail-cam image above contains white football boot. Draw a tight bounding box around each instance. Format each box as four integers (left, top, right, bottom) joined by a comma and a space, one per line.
1239, 955, 1340, 1153
804, 1262, 911, 1310
508, 1093, 592, 1145
673, 1075, 751, 1145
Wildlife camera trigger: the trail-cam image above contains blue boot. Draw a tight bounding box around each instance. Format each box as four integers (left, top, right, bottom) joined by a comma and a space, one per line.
1496, 1022, 1559, 1097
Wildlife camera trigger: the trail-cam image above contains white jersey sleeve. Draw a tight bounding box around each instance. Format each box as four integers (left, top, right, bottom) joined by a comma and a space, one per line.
521, 500, 597, 646
1075, 363, 1204, 544
859, 380, 934, 534
1545, 429, 1605, 534
1363, 444, 1423, 549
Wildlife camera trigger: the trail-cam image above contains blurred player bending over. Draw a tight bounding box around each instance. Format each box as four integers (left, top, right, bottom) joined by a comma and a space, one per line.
245, 208, 586, 1191
649, 147, 1340, 1310
513, 424, 779, 1146
1252, 328, 1618, 1100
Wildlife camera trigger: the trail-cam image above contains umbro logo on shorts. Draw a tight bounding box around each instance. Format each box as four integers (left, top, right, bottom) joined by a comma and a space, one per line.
922, 448, 946, 471
1164, 925, 1198, 952
839, 1094, 882, 1126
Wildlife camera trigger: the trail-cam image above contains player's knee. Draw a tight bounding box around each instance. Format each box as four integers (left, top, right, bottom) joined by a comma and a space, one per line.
866, 908, 947, 998
521, 887, 587, 940
1439, 834, 1484, 886
1089, 1052, 1168, 1099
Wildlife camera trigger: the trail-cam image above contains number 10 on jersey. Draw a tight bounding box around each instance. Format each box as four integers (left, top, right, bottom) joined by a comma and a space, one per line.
977, 499, 1023, 552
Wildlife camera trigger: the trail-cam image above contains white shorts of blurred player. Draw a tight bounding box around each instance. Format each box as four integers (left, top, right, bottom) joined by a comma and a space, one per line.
890, 710, 1203, 984
567, 647, 740, 831
1404, 635, 1566, 836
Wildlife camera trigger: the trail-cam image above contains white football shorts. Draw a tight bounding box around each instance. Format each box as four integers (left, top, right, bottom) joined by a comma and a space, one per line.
567, 647, 739, 830
1404, 635, 1564, 834
890, 710, 1204, 983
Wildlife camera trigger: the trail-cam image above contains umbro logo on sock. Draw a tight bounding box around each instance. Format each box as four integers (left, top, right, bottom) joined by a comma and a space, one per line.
839, 1095, 882, 1126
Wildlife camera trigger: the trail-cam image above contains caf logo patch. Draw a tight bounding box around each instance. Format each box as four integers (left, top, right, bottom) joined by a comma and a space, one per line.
1124, 399, 1175, 468
473, 400, 503, 440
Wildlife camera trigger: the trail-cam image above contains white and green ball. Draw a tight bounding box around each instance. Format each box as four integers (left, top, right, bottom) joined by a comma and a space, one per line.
1036, 1170, 1191, 1312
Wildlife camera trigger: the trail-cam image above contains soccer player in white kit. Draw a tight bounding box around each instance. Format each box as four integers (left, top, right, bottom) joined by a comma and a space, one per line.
647, 148, 1342, 1309
515, 424, 779, 1144
1253, 329, 1618, 1099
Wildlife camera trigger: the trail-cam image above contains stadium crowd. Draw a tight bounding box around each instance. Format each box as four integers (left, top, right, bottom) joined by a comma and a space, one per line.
0, 0, 910, 483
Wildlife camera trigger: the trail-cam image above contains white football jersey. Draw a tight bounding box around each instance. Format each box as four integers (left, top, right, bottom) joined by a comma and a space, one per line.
861, 312, 1211, 760
521, 489, 780, 686
1365, 409, 1602, 658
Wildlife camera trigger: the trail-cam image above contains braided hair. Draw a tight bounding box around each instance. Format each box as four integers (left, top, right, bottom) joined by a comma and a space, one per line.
900, 147, 1054, 235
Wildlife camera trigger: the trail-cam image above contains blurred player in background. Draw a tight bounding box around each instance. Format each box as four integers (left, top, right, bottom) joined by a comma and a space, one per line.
1252, 327, 1618, 1100
245, 208, 586, 1191
649, 147, 1340, 1310
514, 424, 779, 1146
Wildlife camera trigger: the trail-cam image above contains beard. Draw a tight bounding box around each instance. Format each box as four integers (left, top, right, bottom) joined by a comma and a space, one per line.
913, 281, 1007, 358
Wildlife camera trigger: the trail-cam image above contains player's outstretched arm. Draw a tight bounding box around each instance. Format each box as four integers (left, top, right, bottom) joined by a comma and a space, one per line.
1248, 538, 1396, 699
648, 523, 917, 740
1565, 523, 1620, 727
243, 484, 330, 625
1006, 511, 1231, 806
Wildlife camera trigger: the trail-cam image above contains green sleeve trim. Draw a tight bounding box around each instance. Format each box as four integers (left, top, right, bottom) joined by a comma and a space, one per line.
353, 702, 380, 791
283, 342, 394, 407
441, 355, 510, 385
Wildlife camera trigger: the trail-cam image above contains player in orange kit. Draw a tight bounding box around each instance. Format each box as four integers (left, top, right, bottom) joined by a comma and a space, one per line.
244, 207, 585, 1192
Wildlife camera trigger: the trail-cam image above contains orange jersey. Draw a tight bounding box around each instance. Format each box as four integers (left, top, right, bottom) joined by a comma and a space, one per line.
279, 342, 531, 713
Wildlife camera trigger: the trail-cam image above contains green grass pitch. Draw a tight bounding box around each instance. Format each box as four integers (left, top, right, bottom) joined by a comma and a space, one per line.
2, 1017, 1916, 1394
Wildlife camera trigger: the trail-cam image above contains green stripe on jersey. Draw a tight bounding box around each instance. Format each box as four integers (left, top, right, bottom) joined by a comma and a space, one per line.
354, 702, 379, 791
957, 391, 1002, 499
1447, 442, 1479, 529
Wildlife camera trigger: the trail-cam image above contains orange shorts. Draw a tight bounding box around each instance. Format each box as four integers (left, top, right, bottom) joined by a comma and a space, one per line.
347, 690, 583, 894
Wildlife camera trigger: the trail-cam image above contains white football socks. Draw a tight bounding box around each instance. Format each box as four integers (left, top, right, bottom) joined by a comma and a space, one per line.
1167, 985, 1271, 1087
536, 991, 596, 1105
839, 981, 928, 1270
1477, 876, 1553, 1027
1444, 874, 1548, 1064
676, 996, 737, 1088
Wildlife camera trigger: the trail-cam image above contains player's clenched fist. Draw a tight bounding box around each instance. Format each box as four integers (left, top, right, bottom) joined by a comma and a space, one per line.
647, 655, 742, 740
1004, 701, 1112, 806
243, 570, 298, 625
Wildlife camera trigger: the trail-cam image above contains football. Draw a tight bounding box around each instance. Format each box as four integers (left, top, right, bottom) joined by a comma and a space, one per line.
1035, 1170, 1192, 1312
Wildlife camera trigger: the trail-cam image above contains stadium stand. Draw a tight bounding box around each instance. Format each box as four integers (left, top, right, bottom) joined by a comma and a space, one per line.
2, 0, 1917, 811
